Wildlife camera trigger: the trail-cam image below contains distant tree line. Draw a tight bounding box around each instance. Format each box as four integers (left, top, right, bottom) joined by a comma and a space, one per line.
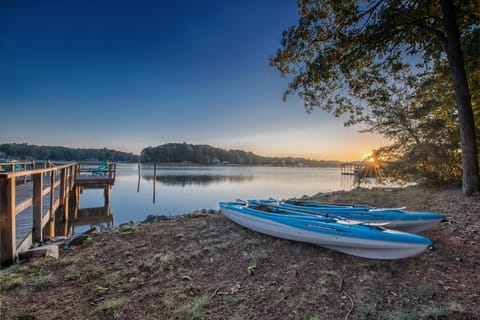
140, 143, 340, 167
0, 143, 139, 162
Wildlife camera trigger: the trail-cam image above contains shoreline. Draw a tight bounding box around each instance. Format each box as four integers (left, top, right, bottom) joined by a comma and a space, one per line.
1, 186, 479, 319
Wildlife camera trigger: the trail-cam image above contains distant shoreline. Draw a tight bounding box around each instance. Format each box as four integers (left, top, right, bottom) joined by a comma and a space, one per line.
137, 162, 341, 168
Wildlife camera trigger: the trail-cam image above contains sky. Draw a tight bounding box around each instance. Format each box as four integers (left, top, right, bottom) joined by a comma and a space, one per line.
0, 0, 388, 161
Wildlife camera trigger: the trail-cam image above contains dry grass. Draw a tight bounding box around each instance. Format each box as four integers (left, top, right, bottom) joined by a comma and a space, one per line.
1, 186, 479, 319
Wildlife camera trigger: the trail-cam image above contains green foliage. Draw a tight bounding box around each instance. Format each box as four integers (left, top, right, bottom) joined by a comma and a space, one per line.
271, 0, 479, 186
95, 285, 110, 295
0, 272, 26, 291
247, 264, 256, 275
270, 0, 477, 119
0, 143, 139, 162
116, 224, 137, 235
141, 142, 340, 166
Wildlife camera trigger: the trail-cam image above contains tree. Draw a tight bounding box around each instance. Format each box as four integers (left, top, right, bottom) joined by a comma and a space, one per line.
270, 0, 479, 195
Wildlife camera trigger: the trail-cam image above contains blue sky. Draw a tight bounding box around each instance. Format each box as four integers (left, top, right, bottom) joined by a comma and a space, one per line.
0, 0, 386, 161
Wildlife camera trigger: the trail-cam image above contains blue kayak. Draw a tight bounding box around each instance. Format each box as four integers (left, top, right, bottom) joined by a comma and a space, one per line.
219, 201, 434, 260
254, 199, 444, 233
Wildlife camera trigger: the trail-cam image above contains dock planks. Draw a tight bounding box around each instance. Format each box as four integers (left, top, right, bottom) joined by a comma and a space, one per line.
15, 177, 63, 247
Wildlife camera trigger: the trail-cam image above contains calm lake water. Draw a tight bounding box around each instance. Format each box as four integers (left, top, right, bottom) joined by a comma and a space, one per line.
78, 164, 354, 226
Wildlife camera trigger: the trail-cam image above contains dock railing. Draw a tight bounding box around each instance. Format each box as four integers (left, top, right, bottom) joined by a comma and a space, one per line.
75, 162, 116, 184
0, 160, 56, 184
0, 162, 78, 266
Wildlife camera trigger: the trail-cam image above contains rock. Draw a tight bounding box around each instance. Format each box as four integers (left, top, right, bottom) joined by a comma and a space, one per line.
19, 244, 59, 261
49, 236, 69, 244
143, 215, 170, 223
82, 227, 97, 235
188, 211, 209, 218
67, 234, 90, 246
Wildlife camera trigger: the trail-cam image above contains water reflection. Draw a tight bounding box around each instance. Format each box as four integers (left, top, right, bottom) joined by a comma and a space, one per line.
141, 174, 252, 186
55, 204, 113, 236
341, 173, 356, 189
79, 164, 352, 227
73, 206, 113, 227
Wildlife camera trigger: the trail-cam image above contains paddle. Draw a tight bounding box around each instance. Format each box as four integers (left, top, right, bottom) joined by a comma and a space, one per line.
242, 200, 389, 228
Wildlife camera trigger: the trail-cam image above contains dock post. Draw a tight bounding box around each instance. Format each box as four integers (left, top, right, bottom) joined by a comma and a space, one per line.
104, 186, 110, 208
60, 168, 69, 228
32, 173, 44, 243
0, 176, 16, 266
48, 170, 55, 238
74, 186, 80, 219
137, 163, 141, 193
153, 162, 156, 204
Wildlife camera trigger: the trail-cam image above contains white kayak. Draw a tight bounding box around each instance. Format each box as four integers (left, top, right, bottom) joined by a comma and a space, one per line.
220, 201, 434, 260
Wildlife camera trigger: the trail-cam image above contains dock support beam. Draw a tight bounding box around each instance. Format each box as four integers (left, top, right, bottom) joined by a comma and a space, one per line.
0, 176, 16, 266
104, 186, 110, 208
32, 173, 43, 243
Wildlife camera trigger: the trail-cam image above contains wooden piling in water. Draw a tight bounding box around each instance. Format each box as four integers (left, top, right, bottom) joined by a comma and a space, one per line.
137, 163, 141, 193
153, 162, 157, 204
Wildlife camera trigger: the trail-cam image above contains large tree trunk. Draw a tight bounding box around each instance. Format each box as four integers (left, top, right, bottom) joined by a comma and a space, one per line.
440, 0, 479, 195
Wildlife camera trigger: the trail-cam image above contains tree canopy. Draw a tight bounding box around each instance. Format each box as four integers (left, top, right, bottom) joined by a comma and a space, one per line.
0, 143, 139, 162
270, 0, 479, 193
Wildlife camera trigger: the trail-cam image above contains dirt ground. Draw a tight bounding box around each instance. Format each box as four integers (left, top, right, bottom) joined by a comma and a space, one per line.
1, 186, 479, 319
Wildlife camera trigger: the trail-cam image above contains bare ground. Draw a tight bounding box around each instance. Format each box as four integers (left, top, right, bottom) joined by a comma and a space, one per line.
1, 186, 479, 319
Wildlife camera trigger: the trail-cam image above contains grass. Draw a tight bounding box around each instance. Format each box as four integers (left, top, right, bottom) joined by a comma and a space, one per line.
0, 272, 26, 291
64, 266, 81, 281
95, 285, 110, 295
99, 297, 126, 319
383, 310, 415, 320
158, 253, 176, 273
381, 301, 465, 320
0, 267, 55, 292
29, 272, 55, 289
176, 295, 210, 320
419, 301, 465, 319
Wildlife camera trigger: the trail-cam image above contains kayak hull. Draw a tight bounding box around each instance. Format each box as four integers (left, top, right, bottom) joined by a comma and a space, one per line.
220, 202, 433, 260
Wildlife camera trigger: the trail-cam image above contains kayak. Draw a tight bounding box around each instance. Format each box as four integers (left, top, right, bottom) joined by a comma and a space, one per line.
219, 201, 434, 260
256, 199, 444, 233
282, 199, 405, 211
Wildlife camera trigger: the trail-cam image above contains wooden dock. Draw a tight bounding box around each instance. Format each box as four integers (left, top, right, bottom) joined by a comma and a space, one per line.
0, 161, 116, 266
340, 161, 365, 176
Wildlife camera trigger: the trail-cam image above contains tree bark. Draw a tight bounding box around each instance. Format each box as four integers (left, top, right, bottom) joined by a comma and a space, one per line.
440, 0, 479, 195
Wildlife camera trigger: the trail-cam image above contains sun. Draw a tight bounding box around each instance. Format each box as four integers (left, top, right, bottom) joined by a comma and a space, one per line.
362, 152, 375, 162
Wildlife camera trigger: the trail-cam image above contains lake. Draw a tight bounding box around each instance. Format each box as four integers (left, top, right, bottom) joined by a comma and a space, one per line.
77, 164, 355, 227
